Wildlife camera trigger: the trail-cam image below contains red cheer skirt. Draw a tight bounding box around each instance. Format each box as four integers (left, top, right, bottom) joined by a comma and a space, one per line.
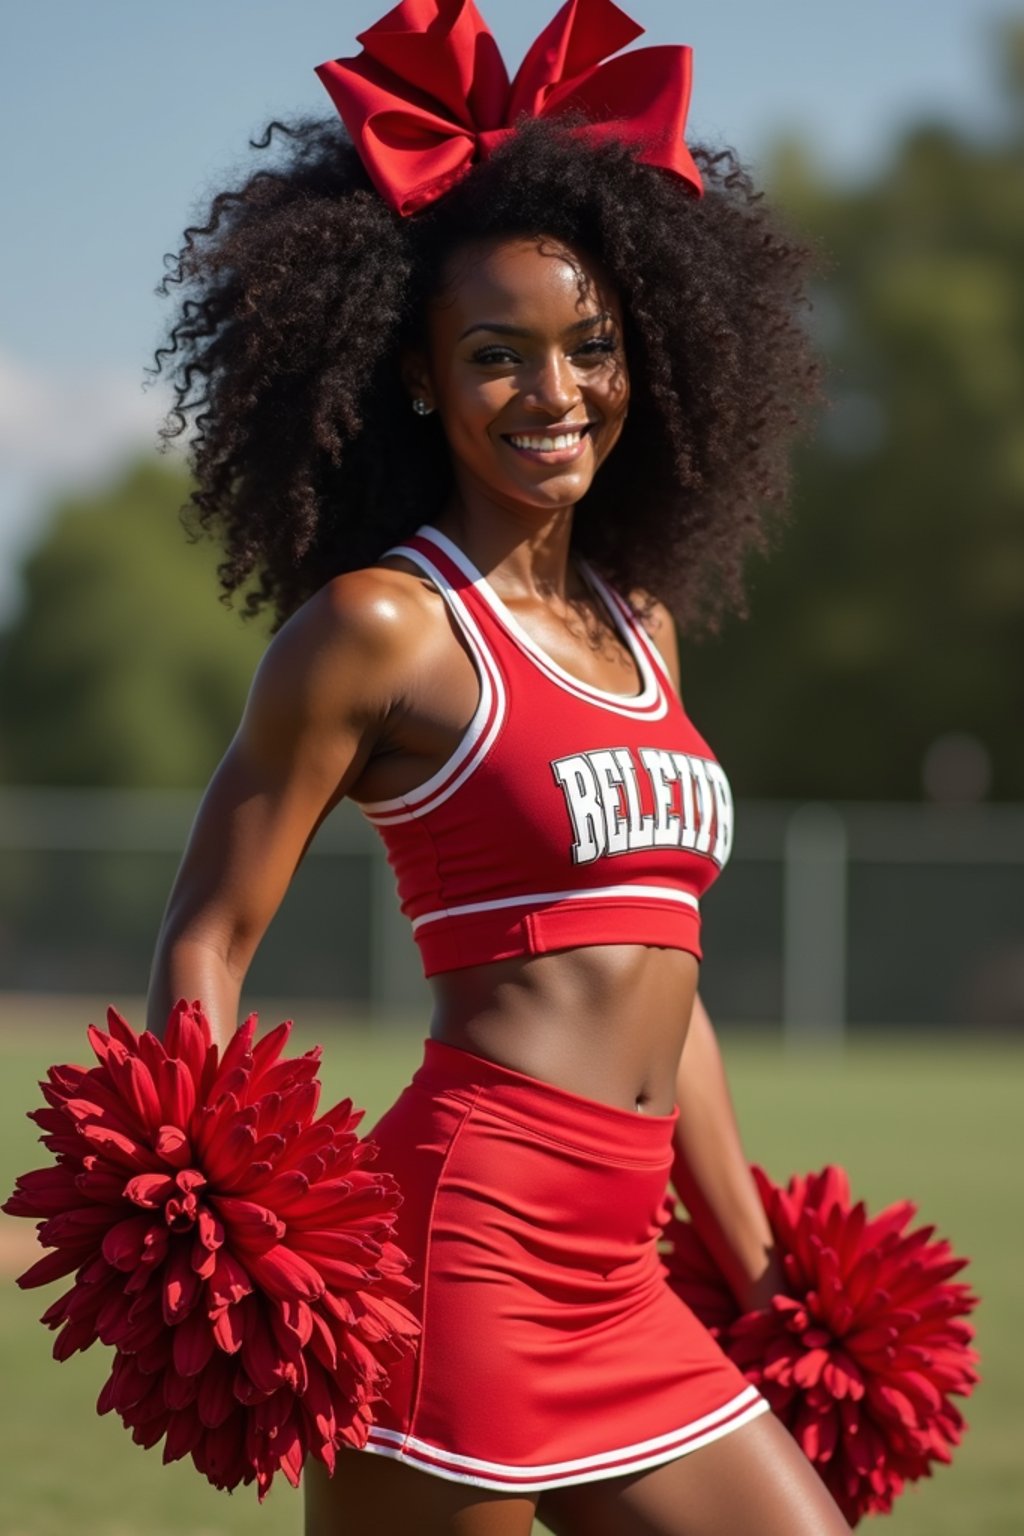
352, 1038, 768, 1491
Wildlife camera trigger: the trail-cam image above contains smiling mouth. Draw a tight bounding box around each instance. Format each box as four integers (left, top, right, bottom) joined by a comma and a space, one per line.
501, 424, 595, 458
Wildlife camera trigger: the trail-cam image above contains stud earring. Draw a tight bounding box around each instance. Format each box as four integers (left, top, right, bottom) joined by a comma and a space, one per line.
412, 398, 434, 416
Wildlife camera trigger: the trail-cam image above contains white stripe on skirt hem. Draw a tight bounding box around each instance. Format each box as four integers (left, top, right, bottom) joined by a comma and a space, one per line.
354, 1385, 770, 1491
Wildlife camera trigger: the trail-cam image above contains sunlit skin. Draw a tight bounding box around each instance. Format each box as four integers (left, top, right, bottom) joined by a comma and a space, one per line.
386, 237, 711, 1116
148, 232, 848, 1533
404, 234, 630, 522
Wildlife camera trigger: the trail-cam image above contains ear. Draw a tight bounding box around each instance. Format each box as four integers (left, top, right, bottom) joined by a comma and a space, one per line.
400, 348, 435, 413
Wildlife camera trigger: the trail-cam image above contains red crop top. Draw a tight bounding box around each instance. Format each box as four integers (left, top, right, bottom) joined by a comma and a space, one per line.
355, 525, 734, 977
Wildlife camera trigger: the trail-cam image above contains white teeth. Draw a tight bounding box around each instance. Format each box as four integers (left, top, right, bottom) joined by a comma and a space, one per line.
508, 429, 586, 451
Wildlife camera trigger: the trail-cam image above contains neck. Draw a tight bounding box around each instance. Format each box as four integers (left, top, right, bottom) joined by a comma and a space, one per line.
431, 495, 579, 603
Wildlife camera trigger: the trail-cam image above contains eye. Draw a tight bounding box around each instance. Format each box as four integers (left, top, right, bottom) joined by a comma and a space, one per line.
471, 345, 521, 365
471, 336, 619, 366
575, 336, 618, 360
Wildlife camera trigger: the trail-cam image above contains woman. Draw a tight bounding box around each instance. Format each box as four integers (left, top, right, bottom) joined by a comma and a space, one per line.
147, 3, 846, 1531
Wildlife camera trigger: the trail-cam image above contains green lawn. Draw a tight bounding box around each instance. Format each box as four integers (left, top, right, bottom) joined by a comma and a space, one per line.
0, 998, 1019, 1535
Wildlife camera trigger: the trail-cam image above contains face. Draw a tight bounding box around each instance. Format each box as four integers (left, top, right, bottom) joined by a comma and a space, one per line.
404, 235, 630, 516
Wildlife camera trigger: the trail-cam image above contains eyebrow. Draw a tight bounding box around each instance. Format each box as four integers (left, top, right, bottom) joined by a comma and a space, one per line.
458, 311, 614, 342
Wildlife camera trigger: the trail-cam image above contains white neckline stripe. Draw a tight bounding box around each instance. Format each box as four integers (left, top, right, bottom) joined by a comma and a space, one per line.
362, 1386, 766, 1488
414, 525, 668, 720
357, 545, 507, 821
411, 883, 700, 931
598, 574, 678, 691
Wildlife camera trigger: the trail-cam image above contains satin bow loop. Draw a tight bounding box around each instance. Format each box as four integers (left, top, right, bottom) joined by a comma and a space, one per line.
316, 0, 704, 217
354, 0, 510, 131
506, 0, 644, 119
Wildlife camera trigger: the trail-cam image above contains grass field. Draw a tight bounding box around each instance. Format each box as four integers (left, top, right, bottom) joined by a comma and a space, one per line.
0, 996, 1019, 1536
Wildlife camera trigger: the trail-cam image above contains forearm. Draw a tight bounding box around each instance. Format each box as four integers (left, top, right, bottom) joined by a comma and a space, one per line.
671, 992, 780, 1311
146, 928, 245, 1053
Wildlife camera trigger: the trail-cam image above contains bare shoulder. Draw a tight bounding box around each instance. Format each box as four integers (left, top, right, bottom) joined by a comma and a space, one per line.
627, 587, 682, 697
243, 564, 431, 739
303, 561, 434, 652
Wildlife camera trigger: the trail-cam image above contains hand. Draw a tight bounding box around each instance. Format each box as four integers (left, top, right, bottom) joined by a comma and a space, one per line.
732, 1248, 788, 1314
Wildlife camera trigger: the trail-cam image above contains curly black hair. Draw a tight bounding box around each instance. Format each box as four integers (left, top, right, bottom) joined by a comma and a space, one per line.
150, 111, 826, 636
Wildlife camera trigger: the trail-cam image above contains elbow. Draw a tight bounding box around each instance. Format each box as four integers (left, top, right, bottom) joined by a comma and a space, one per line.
157, 893, 260, 981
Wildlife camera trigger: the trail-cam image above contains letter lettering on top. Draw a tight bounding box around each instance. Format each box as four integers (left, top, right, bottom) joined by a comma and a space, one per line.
551, 754, 607, 864
638, 748, 681, 847
614, 747, 655, 848
672, 752, 698, 850
589, 749, 629, 854
705, 762, 734, 867
689, 756, 714, 854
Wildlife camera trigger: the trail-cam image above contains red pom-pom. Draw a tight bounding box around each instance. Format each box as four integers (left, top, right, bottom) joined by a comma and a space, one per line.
2, 1000, 420, 1500
662, 1165, 979, 1526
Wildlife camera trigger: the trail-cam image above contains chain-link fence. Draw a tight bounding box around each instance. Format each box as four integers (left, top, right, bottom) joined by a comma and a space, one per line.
1, 787, 1021, 1032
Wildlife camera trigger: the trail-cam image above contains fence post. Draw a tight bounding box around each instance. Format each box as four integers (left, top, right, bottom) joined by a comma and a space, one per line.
782, 802, 847, 1048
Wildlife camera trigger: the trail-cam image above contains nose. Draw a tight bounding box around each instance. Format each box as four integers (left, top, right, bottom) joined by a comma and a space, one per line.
523, 350, 582, 416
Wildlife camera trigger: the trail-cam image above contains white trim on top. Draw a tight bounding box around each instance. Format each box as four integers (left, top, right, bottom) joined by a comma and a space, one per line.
410, 882, 700, 931
362, 1385, 768, 1491
356, 544, 507, 821
586, 563, 679, 695
413, 525, 668, 721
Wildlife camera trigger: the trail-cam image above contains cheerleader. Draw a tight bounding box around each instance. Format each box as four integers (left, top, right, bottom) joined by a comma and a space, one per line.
147, 3, 847, 1530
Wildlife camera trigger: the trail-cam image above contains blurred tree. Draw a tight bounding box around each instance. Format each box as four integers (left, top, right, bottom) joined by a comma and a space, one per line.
682, 17, 1024, 801
1, 20, 1021, 798
0, 458, 268, 787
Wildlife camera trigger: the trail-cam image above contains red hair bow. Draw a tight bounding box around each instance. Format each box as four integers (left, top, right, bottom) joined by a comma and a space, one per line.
315, 0, 704, 217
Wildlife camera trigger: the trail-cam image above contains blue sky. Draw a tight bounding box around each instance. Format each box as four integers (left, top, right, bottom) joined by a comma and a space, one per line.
0, 0, 1013, 618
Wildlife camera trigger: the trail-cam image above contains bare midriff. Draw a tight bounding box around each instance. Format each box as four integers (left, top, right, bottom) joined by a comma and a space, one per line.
352, 553, 701, 1116
428, 943, 700, 1115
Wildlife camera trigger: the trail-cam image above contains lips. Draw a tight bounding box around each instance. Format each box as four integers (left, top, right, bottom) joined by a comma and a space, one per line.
500, 422, 595, 463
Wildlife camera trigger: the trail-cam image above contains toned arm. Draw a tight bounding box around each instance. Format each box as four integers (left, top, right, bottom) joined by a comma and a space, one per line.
641, 596, 781, 1308
145, 571, 408, 1050
671, 995, 779, 1309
